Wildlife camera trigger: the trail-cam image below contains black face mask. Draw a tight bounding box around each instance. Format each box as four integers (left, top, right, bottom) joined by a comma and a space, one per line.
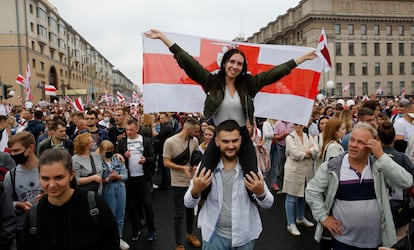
11, 150, 29, 165
105, 151, 114, 158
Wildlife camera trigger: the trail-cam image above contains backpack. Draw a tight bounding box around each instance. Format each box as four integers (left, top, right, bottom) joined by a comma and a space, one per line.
28, 191, 99, 235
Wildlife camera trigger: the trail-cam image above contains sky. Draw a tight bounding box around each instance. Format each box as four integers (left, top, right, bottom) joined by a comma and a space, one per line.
51, 0, 301, 89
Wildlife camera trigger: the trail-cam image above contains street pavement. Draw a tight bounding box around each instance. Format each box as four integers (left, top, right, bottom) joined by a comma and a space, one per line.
123, 176, 320, 250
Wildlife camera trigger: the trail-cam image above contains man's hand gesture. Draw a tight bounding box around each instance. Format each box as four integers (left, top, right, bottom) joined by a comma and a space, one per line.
244, 171, 265, 196
191, 168, 213, 199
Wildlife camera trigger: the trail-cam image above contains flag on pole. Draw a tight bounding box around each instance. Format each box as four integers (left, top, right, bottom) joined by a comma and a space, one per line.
64, 95, 73, 104
342, 81, 350, 93
24, 64, 33, 101
73, 97, 84, 112
44, 85, 57, 96
142, 32, 323, 125
132, 91, 138, 101
316, 29, 332, 72
400, 88, 406, 99
117, 91, 125, 104
15, 74, 25, 87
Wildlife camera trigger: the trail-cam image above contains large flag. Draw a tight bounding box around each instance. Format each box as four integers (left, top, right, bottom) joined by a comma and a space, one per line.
142, 32, 324, 125
44, 85, 57, 96
117, 91, 125, 104
24, 64, 33, 101
316, 29, 332, 72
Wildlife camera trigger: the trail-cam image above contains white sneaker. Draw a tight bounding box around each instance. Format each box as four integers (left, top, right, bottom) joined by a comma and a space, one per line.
296, 217, 315, 227
120, 239, 130, 250
287, 223, 301, 236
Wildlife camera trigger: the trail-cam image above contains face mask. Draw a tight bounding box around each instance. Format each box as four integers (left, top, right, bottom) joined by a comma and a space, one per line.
103, 117, 110, 122
105, 151, 114, 158
407, 113, 414, 119
11, 150, 29, 165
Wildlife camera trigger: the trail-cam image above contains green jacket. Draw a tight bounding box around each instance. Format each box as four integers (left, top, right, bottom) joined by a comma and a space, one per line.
305, 152, 413, 247
169, 44, 297, 125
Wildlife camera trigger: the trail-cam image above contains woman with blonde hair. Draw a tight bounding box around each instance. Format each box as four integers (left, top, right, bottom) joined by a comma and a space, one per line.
198, 125, 215, 153
72, 133, 103, 193
320, 118, 347, 163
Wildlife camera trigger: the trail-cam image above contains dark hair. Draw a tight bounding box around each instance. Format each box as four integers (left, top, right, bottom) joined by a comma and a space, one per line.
218, 49, 248, 79
126, 119, 139, 127
86, 109, 98, 119
317, 116, 330, 132
357, 107, 374, 119
50, 120, 66, 131
34, 110, 44, 120
377, 120, 395, 145
362, 100, 379, 112
8, 131, 35, 148
38, 149, 76, 188
216, 120, 240, 134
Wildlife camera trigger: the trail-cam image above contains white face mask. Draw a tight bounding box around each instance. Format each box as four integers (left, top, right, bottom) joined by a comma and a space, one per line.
103, 117, 110, 122
407, 113, 414, 119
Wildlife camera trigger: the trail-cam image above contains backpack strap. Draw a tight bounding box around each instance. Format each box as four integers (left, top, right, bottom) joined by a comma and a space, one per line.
87, 191, 99, 225
29, 204, 38, 235
10, 167, 17, 200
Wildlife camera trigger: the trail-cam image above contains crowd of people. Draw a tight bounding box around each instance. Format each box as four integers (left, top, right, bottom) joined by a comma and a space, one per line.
0, 29, 413, 250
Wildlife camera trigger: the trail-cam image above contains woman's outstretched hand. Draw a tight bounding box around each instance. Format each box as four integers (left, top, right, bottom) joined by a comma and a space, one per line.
295, 50, 318, 65
144, 29, 173, 47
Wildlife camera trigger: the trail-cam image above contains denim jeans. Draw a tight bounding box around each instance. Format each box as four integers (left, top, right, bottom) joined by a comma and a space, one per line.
171, 186, 195, 245
103, 181, 126, 237
285, 194, 305, 225
126, 176, 156, 232
202, 234, 255, 250
269, 143, 278, 184
276, 145, 286, 188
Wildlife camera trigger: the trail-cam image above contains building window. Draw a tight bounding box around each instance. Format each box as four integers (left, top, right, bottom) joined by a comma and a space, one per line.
335, 42, 342, 56
374, 25, 380, 35
374, 43, 380, 56
40, 61, 44, 71
386, 25, 392, 36
58, 24, 65, 35
411, 62, 414, 74
375, 62, 381, 75
398, 25, 404, 36
49, 32, 57, 44
411, 43, 414, 55
400, 82, 405, 94
36, 7, 47, 21
349, 63, 355, 75
362, 62, 368, 75
399, 43, 404, 56
32, 59, 36, 69
400, 62, 405, 75
387, 62, 393, 75
375, 82, 381, 94
58, 39, 66, 49
362, 82, 368, 94
48, 17, 57, 29
31, 41, 35, 50
387, 81, 393, 95
361, 43, 368, 55
37, 25, 47, 38
348, 24, 354, 35
29, 4, 33, 14
348, 42, 355, 56
412, 81, 414, 95
335, 24, 341, 35
349, 82, 355, 96
387, 43, 392, 56
336, 63, 342, 75
361, 24, 367, 35
411, 26, 414, 36
39, 44, 44, 55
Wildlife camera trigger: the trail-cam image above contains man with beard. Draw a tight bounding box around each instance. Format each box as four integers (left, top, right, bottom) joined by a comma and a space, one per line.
109, 107, 128, 145
184, 120, 273, 250
164, 117, 201, 250
3, 132, 42, 249
85, 110, 109, 147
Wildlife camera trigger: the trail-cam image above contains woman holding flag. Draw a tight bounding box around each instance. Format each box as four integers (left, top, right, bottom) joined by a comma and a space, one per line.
144, 29, 317, 200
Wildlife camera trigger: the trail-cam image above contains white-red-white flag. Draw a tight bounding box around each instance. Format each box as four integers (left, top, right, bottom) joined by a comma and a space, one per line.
117, 91, 125, 104
73, 97, 84, 111
64, 95, 73, 104
45, 85, 57, 96
400, 88, 406, 99
316, 29, 332, 72
16, 74, 25, 87
24, 64, 33, 101
142, 32, 323, 125
132, 91, 138, 100
376, 86, 383, 95
342, 81, 350, 93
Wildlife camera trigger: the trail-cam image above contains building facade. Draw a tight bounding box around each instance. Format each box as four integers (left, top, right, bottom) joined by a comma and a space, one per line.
0, 0, 120, 105
246, 0, 414, 98
112, 69, 135, 101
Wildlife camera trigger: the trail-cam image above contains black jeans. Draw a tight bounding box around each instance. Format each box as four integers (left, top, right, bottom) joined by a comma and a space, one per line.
171, 186, 195, 245
126, 176, 156, 232
199, 126, 257, 200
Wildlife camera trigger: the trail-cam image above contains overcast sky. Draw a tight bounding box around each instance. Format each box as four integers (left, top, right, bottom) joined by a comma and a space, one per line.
51, 0, 301, 88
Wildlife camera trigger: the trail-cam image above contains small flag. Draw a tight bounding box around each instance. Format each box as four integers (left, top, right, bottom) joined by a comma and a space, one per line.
342, 81, 350, 93
117, 91, 125, 104
73, 97, 84, 112
376, 86, 383, 95
24, 64, 33, 101
400, 88, 406, 99
16, 74, 25, 87
316, 29, 332, 72
64, 95, 73, 104
44, 85, 57, 96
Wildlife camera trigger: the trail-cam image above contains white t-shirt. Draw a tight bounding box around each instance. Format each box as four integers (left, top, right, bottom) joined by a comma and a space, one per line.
394, 117, 414, 141
127, 136, 144, 177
